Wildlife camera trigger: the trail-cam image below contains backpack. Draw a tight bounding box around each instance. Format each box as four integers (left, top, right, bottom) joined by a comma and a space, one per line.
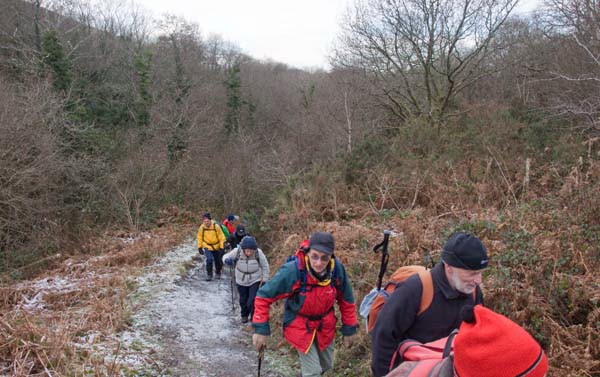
360, 265, 433, 334
385, 333, 456, 377
214, 220, 230, 238
200, 220, 228, 250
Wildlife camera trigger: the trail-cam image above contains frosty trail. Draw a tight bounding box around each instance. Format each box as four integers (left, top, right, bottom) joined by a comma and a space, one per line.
107, 240, 293, 376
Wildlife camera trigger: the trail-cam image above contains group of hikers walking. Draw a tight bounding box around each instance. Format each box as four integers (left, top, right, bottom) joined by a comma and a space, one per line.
196, 212, 549, 377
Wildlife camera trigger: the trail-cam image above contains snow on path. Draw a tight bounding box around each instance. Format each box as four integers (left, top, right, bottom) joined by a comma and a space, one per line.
112, 239, 293, 377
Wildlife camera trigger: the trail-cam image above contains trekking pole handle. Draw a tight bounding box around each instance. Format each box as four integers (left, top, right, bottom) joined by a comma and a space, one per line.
374, 230, 391, 291
373, 230, 391, 255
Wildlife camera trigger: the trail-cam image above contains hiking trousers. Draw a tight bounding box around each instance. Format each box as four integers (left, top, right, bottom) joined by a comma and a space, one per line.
205, 249, 224, 276
237, 281, 260, 319
297, 340, 334, 377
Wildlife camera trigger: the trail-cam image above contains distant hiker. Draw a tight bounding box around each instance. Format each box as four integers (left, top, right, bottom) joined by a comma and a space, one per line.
252, 232, 358, 377
197, 212, 226, 281
385, 304, 548, 377
223, 213, 237, 235
227, 224, 248, 249
223, 236, 270, 323
371, 232, 488, 377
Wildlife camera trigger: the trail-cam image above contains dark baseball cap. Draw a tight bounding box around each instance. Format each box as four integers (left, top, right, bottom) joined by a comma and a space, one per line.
442, 232, 488, 270
309, 232, 335, 255
235, 224, 246, 236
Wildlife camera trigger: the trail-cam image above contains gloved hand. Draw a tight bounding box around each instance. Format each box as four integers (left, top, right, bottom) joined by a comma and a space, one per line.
224, 258, 233, 266
252, 333, 268, 352
198, 248, 205, 255
343, 334, 357, 348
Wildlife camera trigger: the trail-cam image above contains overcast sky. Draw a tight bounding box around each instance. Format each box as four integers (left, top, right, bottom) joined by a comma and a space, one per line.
135, 0, 542, 70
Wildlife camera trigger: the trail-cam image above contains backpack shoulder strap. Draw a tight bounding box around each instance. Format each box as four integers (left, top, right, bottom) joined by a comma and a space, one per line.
416, 269, 433, 315
331, 257, 340, 288
297, 256, 307, 293
473, 285, 481, 303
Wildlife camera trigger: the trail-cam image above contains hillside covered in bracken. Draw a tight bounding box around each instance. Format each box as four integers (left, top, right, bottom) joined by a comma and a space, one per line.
1, 0, 599, 376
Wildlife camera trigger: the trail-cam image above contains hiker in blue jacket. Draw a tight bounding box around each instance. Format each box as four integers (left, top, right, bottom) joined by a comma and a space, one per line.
222, 236, 269, 323
371, 232, 488, 377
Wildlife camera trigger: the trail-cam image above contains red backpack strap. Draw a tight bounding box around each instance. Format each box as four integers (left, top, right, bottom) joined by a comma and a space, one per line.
416, 270, 433, 315
299, 239, 310, 252
293, 240, 309, 293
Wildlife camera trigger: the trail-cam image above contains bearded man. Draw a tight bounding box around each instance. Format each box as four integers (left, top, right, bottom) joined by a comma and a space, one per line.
370, 232, 488, 377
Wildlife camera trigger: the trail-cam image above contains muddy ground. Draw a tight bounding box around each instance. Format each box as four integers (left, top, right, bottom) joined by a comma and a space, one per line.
110, 240, 295, 376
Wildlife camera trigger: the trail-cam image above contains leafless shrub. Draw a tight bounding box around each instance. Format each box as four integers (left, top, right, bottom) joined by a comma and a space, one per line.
0, 79, 66, 269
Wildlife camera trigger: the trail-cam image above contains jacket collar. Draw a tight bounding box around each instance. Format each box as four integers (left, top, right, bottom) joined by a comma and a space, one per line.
431, 263, 467, 300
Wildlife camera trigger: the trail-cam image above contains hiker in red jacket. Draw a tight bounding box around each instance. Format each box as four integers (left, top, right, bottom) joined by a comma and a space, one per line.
371, 232, 488, 377
385, 304, 548, 377
252, 232, 358, 377
222, 214, 237, 235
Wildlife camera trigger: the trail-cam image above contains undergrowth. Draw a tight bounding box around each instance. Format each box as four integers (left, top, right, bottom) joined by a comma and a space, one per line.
260, 109, 600, 377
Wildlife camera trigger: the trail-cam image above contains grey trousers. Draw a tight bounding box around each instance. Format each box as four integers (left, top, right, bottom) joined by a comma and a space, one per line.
297, 340, 335, 377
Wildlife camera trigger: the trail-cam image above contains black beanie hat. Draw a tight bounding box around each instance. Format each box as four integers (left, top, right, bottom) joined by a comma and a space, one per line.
202, 212, 211, 220
442, 232, 488, 270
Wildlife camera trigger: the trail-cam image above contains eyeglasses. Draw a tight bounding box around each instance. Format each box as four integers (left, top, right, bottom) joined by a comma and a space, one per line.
308, 253, 331, 263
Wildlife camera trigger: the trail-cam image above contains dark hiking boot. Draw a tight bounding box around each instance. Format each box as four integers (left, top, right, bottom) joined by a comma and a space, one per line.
205, 274, 213, 281
241, 316, 248, 324
215, 272, 221, 279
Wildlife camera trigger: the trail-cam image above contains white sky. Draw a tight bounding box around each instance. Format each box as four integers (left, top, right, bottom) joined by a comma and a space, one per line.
135, 0, 542, 70
136, 0, 351, 70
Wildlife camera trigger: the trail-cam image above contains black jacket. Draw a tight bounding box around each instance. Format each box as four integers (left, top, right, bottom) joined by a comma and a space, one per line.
227, 232, 248, 249
370, 263, 483, 377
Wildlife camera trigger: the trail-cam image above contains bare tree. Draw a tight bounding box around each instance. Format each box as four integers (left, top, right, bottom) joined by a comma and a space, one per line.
537, 0, 600, 133
332, 0, 519, 124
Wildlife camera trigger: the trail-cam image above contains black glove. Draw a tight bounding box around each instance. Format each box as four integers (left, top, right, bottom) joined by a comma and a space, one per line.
198, 248, 205, 255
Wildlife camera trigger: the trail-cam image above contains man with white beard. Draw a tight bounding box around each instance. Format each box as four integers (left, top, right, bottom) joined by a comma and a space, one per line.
370, 232, 488, 377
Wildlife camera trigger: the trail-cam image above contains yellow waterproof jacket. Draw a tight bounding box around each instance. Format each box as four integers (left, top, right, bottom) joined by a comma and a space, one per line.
197, 220, 226, 251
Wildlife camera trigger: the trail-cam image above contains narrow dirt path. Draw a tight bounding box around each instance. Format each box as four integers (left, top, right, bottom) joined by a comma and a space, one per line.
110, 240, 294, 376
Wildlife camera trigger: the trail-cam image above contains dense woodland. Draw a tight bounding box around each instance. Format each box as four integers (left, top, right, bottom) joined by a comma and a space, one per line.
0, 0, 598, 375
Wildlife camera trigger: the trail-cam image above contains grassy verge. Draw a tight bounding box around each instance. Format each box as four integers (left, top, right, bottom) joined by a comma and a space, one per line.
0, 216, 194, 375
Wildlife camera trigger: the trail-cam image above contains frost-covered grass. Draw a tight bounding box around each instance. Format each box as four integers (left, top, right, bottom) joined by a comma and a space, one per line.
0, 224, 192, 376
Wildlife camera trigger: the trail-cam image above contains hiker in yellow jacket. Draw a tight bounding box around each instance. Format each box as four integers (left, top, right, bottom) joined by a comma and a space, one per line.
197, 212, 226, 281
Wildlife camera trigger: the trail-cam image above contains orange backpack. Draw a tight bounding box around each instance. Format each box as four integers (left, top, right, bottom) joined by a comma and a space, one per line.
365, 265, 434, 333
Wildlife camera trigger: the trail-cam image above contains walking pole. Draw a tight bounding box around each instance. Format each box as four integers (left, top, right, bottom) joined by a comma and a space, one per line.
373, 230, 391, 291
257, 345, 264, 377
229, 264, 235, 312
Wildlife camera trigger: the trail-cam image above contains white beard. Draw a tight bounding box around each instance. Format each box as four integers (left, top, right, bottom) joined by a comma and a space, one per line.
449, 269, 476, 295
